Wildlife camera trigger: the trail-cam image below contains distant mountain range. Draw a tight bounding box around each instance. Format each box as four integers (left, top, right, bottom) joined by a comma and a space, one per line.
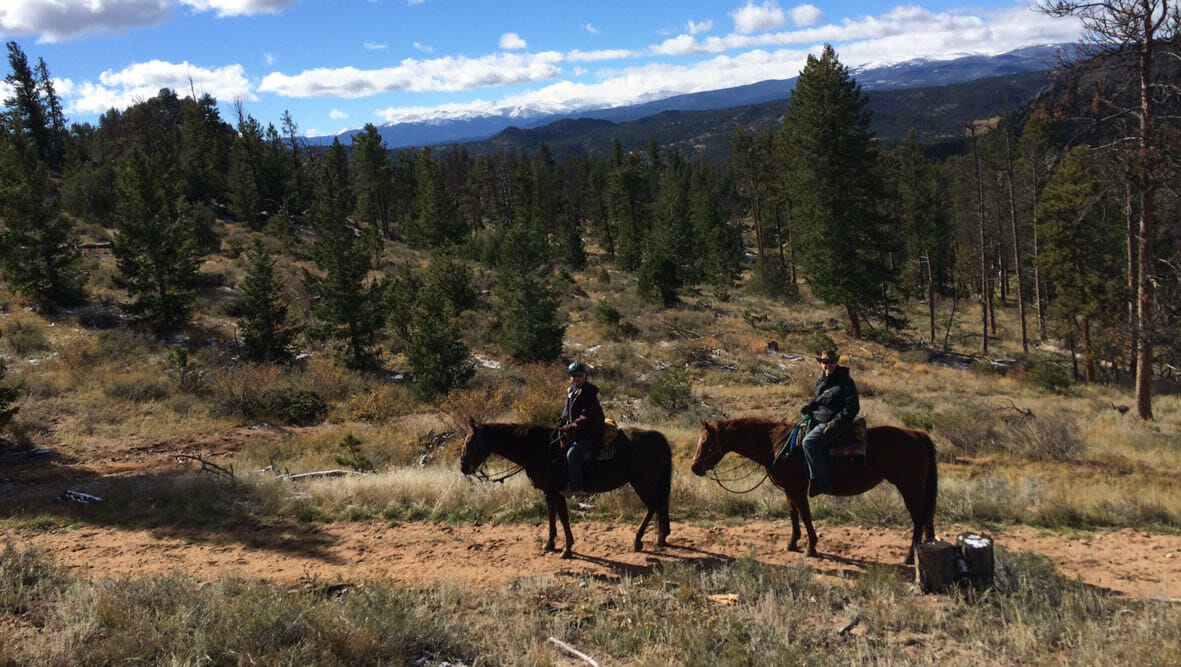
314, 44, 1072, 151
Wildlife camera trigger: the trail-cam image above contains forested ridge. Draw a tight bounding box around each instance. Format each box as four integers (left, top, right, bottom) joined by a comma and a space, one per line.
1, 30, 1178, 420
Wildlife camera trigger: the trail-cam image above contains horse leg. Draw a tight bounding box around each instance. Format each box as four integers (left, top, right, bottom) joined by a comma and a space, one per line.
554, 494, 575, 559
544, 494, 559, 552
658, 490, 671, 546
796, 495, 820, 557
634, 507, 655, 552
785, 494, 802, 552
898, 486, 930, 566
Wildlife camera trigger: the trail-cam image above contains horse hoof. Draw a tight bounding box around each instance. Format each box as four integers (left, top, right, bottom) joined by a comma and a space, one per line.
806, 549, 819, 558
634, 542, 643, 552
903, 557, 915, 566
787, 544, 802, 553
657, 538, 668, 547
561, 550, 573, 559
544, 543, 556, 552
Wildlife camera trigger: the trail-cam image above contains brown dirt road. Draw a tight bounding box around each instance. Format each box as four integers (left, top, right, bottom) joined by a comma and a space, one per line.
3, 518, 1178, 599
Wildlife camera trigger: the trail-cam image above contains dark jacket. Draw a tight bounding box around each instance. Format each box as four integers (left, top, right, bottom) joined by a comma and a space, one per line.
806, 365, 859, 429
561, 381, 605, 441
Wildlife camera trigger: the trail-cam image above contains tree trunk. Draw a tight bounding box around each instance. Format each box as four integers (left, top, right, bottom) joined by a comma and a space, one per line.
926, 256, 936, 346
915, 540, 959, 594
846, 304, 862, 340
971, 128, 989, 354
1135, 20, 1155, 420
1082, 315, 1095, 383
1126, 182, 1138, 379
1005, 126, 1029, 353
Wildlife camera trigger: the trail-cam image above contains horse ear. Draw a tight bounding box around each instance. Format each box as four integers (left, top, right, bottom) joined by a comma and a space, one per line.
468, 416, 477, 429
701, 420, 713, 432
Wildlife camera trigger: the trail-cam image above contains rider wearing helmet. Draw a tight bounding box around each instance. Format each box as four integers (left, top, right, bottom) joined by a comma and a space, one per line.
799, 349, 860, 497
558, 361, 605, 494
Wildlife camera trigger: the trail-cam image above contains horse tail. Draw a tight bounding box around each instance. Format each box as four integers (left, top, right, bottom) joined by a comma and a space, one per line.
920, 430, 938, 534
654, 430, 673, 505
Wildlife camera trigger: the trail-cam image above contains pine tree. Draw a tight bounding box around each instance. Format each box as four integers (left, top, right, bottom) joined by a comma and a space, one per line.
412, 148, 464, 247
406, 263, 474, 398
496, 226, 564, 362
304, 139, 385, 370
112, 146, 203, 328
4, 42, 51, 168
896, 130, 953, 346
688, 163, 743, 290
240, 241, 297, 362
780, 44, 900, 337
0, 359, 19, 434
352, 124, 394, 238
0, 125, 82, 306
228, 107, 266, 226
1036, 146, 1123, 383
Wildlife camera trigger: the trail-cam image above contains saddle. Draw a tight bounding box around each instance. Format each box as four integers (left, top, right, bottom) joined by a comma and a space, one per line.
827, 417, 868, 461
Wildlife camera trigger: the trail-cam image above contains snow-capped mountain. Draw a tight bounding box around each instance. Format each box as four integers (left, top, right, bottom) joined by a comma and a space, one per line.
316, 44, 1071, 149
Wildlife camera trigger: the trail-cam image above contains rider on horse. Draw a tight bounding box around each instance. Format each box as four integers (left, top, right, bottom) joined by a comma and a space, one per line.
800, 349, 860, 497
559, 361, 605, 494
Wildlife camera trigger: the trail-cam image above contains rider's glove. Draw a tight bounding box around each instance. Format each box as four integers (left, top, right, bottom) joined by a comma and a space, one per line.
823, 420, 837, 436
800, 403, 813, 416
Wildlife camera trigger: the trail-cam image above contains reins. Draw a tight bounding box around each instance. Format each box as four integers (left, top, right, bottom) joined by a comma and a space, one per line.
706, 420, 804, 495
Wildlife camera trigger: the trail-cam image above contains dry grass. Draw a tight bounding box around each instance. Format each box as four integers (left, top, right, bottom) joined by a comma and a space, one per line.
3, 543, 1178, 665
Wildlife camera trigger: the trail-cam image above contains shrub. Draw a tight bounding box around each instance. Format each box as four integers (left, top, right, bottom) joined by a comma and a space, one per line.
1007, 414, 1085, 460
261, 388, 328, 426
0, 315, 51, 356
806, 331, 837, 357
335, 433, 373, 471
1028, 360, 1073, 393
75, 304, 122, 329
102, 374, 172, 403
648, 365, 692, 411
747, 255, 795, 299
0, 360, 19, 431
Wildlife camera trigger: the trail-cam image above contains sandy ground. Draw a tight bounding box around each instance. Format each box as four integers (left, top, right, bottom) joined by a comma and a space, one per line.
3, 517, 1178, 599
2, 429, 1178, 600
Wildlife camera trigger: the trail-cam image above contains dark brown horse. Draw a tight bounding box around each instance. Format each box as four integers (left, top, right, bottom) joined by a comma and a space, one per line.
690, 418, 937, 564
459, 418, 672, 558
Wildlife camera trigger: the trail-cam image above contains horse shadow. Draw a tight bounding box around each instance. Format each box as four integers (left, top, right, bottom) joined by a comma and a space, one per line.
564, 542, 740, 580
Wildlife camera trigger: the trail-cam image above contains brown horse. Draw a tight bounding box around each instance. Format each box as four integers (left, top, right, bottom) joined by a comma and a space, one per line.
459, 418, 672, 558
690, 418, 937, 564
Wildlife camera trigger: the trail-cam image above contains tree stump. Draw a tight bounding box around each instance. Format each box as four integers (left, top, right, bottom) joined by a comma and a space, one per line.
957, 533, 995, 589
915, 540, 959, 593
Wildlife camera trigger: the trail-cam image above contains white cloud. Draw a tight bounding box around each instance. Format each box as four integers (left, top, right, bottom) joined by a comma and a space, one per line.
65, 60, 255, 115
329, 109, 348, 119
586, 23, 598, 35
264, 52, 276, 65
789, 4, 821, 27
370, 6, 1085, 125
731, 1, 787, 35
687, 19, 713, 35
566, 48, 634, 62
499, 32, 527, 50
573, 66, 588, 76
0, 0, 294, 42
179, 0, 295, 18
259, 51, 564, 98
413, 41, 434, 53
364, 42, 387, 50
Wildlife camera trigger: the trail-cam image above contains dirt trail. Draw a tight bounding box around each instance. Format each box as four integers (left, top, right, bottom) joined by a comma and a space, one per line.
3, 519, 1178, 599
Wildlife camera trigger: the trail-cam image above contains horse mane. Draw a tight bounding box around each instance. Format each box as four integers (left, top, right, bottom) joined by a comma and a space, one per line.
482, 422, 552, 440
713, 416, 785, 432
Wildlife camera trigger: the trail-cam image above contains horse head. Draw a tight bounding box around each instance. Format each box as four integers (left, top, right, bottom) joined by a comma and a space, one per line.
691, 420, 726, 476
459, 417, 487, 475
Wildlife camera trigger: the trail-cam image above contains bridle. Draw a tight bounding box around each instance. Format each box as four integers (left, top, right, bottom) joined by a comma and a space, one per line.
464, 426, 525, 483
700, 423, 799, 494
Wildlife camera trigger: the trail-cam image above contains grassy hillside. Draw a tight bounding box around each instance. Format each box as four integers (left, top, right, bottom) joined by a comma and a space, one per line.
1, 217, 1178, 663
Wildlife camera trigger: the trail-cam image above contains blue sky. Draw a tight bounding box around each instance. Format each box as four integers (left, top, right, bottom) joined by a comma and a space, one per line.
1, 1, 1084, 137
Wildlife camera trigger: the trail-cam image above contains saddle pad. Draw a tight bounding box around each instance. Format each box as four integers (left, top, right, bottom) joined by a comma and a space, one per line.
828, 441, 866, 458
584, 443, 616, 462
